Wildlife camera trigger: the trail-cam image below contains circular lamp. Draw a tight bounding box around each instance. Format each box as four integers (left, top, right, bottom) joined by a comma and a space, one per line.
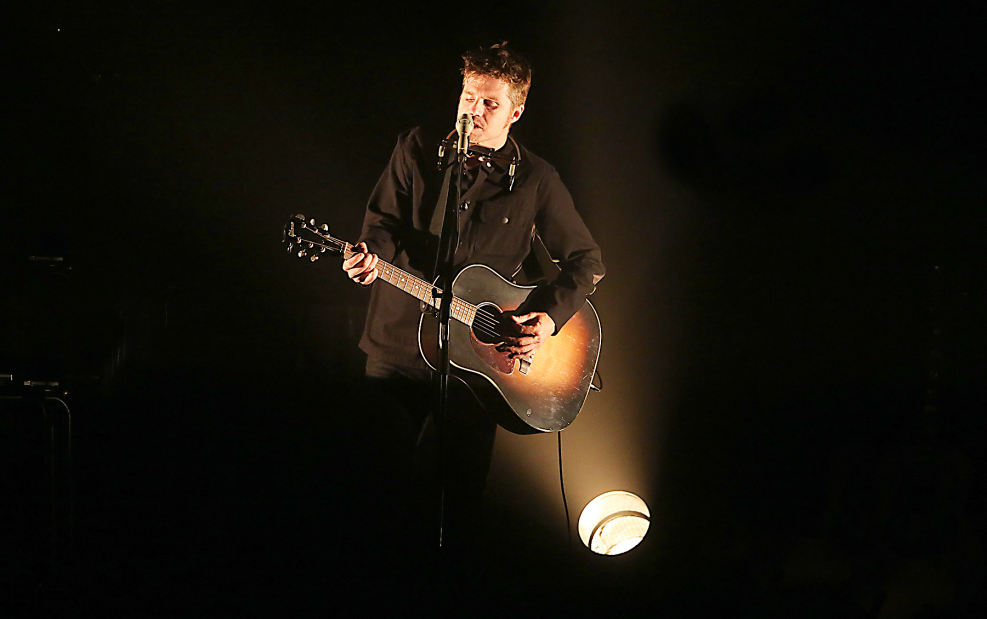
578, 491, 650, 556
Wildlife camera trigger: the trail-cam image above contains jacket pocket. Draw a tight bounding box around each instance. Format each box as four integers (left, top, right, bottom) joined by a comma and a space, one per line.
473, 200, 528, 255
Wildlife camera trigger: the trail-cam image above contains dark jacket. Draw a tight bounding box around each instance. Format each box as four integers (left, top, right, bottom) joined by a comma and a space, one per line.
358, 127, 605, 368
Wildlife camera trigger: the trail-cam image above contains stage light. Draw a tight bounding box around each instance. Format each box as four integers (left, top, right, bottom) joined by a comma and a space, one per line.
578, 491, 650, 555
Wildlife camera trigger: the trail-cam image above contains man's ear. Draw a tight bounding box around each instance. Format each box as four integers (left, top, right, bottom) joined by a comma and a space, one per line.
509, 104, 525, 125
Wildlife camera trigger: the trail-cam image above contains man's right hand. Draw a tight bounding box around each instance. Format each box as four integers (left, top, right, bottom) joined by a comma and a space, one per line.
342, 242, 379, 285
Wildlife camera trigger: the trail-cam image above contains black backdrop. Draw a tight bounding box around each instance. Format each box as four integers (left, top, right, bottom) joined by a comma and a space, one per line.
3, 1, 985, 616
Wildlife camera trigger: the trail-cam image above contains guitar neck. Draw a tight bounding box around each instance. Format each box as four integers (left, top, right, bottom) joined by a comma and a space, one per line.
340, 244, 479, 327
285, 217, 480, 327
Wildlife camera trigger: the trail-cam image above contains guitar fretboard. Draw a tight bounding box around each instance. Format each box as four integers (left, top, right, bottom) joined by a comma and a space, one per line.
340, 243, 479, 327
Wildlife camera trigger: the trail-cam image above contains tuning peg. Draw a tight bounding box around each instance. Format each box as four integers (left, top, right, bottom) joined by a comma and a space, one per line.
309, 255, 319, 262
309, 218, 316, 226
286, 243, 293, 252
295, 214, 305, 220
319, 223, 329, 232
297, 250, 306, 258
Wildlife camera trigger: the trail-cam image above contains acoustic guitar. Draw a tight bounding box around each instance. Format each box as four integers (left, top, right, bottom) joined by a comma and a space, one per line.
284, 214, 601, 433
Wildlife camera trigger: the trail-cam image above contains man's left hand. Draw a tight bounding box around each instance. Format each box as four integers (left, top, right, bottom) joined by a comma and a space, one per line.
499, 312, 556, 358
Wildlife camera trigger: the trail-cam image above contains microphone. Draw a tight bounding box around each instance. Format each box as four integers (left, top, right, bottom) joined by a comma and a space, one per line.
455, 114, 474, 154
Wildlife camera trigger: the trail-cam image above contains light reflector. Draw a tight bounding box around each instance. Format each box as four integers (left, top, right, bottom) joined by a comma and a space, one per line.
577, 490, 650, 555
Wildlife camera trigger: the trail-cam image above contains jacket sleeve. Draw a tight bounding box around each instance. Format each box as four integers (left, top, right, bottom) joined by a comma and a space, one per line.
358, 131, 416, 261
526, 168, 605, 332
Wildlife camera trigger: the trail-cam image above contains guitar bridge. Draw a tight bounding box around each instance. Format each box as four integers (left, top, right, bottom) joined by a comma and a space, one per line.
518, 356, 532, 375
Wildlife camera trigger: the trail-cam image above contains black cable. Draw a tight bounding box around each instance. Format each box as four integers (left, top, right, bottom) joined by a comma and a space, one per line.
558, 430, 572, 558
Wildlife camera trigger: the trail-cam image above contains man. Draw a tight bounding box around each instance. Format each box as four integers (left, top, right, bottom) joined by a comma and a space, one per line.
342, 43, 604, 551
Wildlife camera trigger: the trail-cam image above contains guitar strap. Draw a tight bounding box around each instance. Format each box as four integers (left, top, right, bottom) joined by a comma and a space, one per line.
427, 164, 455, 283
428, 165, 454, 241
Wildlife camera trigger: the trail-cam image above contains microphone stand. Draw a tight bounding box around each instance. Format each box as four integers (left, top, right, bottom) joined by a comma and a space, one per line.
431, 124, 520, 548
433, 129, 468, 548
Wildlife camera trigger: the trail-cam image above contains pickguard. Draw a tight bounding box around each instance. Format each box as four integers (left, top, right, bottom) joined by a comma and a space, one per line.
469, 334, 515, 375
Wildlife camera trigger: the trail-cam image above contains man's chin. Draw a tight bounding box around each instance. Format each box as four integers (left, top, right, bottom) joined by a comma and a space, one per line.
472, 132, 504, 148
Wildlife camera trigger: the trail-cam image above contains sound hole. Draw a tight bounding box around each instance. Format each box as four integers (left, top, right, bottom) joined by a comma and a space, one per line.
472, 304, 505, 344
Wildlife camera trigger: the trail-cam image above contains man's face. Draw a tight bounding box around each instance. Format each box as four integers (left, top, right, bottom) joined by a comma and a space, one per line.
458, 74, 524, 149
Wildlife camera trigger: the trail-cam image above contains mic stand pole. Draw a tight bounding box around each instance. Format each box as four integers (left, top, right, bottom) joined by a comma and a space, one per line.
434, 144, 465, 549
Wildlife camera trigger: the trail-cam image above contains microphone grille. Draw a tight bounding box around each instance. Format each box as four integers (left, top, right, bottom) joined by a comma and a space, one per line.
456, 114, 474, 135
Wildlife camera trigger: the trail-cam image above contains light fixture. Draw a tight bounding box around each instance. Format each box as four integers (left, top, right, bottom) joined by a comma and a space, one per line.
577, 491, 650, 555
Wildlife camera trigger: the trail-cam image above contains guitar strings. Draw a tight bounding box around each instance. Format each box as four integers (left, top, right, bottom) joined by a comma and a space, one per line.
473, 310, 499, 326
472, 309, 504, 342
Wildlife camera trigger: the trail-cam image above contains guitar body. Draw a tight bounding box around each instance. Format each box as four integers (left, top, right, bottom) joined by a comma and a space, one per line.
419, 264, 601, 434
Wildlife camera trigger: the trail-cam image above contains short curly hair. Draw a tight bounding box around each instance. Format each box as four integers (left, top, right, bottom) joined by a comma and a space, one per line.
461, 42, 532, 110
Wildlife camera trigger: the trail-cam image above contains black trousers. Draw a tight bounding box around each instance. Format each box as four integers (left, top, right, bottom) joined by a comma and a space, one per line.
361, 357, 497, 556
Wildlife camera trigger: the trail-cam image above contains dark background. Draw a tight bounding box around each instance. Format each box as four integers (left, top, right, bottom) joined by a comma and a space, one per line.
2, 1, 984, 616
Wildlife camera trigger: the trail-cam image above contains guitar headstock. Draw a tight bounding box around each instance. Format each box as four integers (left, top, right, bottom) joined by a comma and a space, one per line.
282, 214, 347, 262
